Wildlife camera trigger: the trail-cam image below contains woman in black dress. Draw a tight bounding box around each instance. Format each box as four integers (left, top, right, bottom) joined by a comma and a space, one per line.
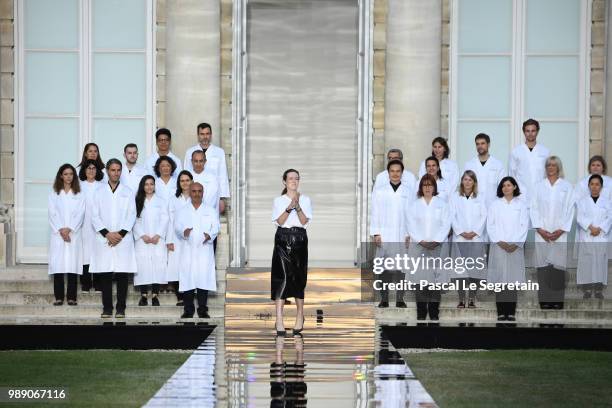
271, 169, 312, 336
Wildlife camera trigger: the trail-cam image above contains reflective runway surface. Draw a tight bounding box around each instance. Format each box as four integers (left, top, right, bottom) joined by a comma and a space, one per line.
146, 268, 438, 407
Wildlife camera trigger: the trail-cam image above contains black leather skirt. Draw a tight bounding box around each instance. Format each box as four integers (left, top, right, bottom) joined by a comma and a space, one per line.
271, 227, 308, 300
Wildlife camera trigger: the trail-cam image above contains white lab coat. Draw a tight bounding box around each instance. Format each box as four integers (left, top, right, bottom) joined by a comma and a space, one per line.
192, 170, 221, 213
463, 155, 506, 206
89, 183, 137, 273
373, 170, 417, 192
370, 183, 413, 259
486, 197, 529, 283
575, 174, 612, 201
165, 194, 191, 282
155, 176, 177, 202
450, 192, 487, 279
145, 151, 183, 177
184, 143, 230, 198
133, 195, 169, 286
508, 143, 550, 206
406, 196, 452, 284
47, 190, 86, 275
79, 179, 104, 265
576, 195, 612, 285
433, 177, 452, 202
119, 164, 150, 195
419, 158, 460, 192
529, 178, 575, 270
175, 203, 220, 292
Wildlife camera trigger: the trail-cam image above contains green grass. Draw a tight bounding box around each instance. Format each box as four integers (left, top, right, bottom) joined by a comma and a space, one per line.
0, 350, 190, 407
402, 349, 612, 408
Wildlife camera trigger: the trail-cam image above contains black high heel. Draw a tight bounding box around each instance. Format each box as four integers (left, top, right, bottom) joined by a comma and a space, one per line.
292, 317, 305, 335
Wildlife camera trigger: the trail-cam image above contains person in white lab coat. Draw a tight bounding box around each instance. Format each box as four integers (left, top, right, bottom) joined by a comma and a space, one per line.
175, 182, 220, 318
530, 156, 575, 309
190, 151, 221, 216
450, 170, 487, 309
89, 159, 137, 318
271, 169, 312, 336
463, 133, 505, 207
575, 156, 612, 201
183, 123, 229, 213
120, 143, 150, 194
406, 174, 452, 321
373, 149, 417, 191
487, 176, 529, 321
165, 170, 193, 306
422, 156, 452, 201
133, 175, 169, 307
576, 174, 611, 299
76, 142, 107, 182
48, 164, 85, 306
153, 155, 178, 201
370, 159, 413, 308
145, 128, 183, 177
77, 159, 105, 292
418, 137, 459, 191
508, 119, 549, 207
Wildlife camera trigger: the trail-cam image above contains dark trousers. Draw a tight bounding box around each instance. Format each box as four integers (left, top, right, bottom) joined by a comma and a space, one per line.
495, 290, 517, 316
139, 284, 160, 295
100, 272, 129, 313
536, 265, 566, 308
80, 264, 101, 291
213, 237, 217, 254
183, 289, 208, 315
457, 278, 482, 302
53, 274, 77, 301
415, 289, 441, 320
169, 281, 183, 301
379, 270, 404, 303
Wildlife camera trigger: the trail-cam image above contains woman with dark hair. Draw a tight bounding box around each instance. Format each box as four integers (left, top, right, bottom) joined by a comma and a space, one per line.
271, 169, 312, 336
418, 137, 459, 190
153, 155, 178, 201
78, 159, 104, 292
576, 174, 611, 299
450, 170, 487, 308
423, 156, 451, 201
165, 170, 193, 306
77, 143, 107, 182
487, 176, 529, 321
406, 174, 451, 321
133, 175, 169, 306
48, 164, 85, 306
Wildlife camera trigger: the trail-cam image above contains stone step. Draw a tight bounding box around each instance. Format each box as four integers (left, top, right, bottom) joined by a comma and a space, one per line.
0, 316, 223, 325
0, 292, 225, 306
0, 304, 224, 318
0, 279, 227, 294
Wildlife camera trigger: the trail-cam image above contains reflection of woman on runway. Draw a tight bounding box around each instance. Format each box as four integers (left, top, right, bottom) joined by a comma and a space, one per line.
270, 335, 307, 407
271, 169, 312, 336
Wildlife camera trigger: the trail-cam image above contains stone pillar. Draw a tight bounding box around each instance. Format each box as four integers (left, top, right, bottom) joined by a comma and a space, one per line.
384, 0, 442, 175
165, 0, 220, 157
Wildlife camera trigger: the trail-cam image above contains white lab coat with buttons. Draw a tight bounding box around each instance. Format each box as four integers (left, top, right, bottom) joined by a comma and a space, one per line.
450, 192, 488, 279
463, 155, 506, 207
576, 195, 612, 285
79, 179, 104, 265
165, 194, 191, 282
370, 182, 413, 259
133, 195, 169, 286
175, 203, 220, 292
373, 170, 417, 192
419, 158, 460, 193
184, 143, 230, 198
48, 190, 86, 275
508, 143, 550, 206
89, 183, 137, 273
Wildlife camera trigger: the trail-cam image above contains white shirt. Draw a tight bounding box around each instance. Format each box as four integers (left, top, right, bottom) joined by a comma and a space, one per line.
155, 176, 177, 202
419, 158, 460, 192
463, 155, 506, 206
272, 194, 313, 228
145, 151, 183, 177
373, 169, 417, 192
120, 164, 150, 195
406, 196, 451, 243
487, 197, 529, 244
184, 143, 230, 198
508, 143, 550, 205
450, 192, 487, 241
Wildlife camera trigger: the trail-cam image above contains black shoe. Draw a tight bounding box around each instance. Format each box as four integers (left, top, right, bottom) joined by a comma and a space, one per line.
115, 311, 125, 318
67, 300, 77, 306
553, 303, 563, 309
197, 309, 210, 318
468, 300, 476, 308
151, 297, 160, 307
541, 303, 551, 309
417, 316, 426, 321
53, 300, 63, 306
396, 301, 407, 308
181, 312, 194, 318
81, 286, 91, 293
506, 315, 516, 321
176, 300, 184, 307
378, 301, 389, 308
101, 311, 112, 318
430, 316, 439, 321
497, 315, 506, 321
138, 296, 148, 306
457, 301, 465, 309
583, 291, 592, 299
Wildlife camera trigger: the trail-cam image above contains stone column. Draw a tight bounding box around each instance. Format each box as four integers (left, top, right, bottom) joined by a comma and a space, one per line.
165, 0, 220, 157
384, 0, 442, 175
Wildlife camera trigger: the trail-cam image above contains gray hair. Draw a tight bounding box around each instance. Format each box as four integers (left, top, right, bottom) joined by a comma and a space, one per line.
545, 156, 564, 179
387, 148, 403, 161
